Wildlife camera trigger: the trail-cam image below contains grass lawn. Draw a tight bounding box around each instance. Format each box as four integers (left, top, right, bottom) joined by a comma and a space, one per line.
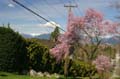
0, 72, 96, 79
0, 72, 59, 79
0, 72, 120, 79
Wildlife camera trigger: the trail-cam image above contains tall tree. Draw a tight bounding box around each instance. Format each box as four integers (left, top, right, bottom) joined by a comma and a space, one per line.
50, 27, 60, 42
0, 26, 28, 73
50, 8, 119, 78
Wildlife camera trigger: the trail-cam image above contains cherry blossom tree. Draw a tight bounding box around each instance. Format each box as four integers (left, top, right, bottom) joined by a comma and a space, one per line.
69, 9, 119, 61
50, 8, 119, 78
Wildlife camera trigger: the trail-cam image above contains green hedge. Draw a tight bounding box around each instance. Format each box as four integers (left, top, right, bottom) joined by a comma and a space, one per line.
26, 39, 97, 77
68, 60, 97, 77
0, 27, 28, 73
26, 39, 63, 73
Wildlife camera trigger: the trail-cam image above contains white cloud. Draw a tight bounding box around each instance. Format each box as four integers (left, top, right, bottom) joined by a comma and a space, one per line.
8, 3, 15, 8
37, 21, 61, 28
29, 33, 43, 36
9, 24, 53, 36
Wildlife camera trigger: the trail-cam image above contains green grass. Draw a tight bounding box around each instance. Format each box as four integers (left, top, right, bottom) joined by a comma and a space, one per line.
0, 72, 120, 79
0, 72, 30, 79
0, 72, 100, 79
0, 72, 96, 79
0, 72, 73, 79
0, 72, 59, 79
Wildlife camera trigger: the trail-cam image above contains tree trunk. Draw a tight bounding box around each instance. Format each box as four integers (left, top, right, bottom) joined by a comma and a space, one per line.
64, 53, 69, 79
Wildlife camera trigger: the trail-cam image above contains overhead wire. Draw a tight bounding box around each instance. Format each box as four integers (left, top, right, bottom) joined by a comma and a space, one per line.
42, 0, 66, 30
10, 0, 45, 34
44, 0, 66, 18
73, 0, 83, 16
23, 0, 52, 33
69, 0, 79, 16
14, 0, 49, 34
12, 0, 65, 32
24, 0, 53, 21
59, 0, 64, 4
11, 0, 50, 33
24, 0, 66, 33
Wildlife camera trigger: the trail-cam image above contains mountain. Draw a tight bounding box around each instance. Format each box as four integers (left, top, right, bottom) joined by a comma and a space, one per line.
21, 33, 33, 38
102, 36, 120, 44
21, 33, 120, 44
21, 33, 51, 40
34, 33, 50, 40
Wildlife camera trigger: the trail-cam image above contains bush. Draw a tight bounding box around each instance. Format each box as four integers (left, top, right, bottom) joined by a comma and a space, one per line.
0, 27, 28, 73
68, 60, 97, 77
26, 39, 63, 73
26, 39, 97, 76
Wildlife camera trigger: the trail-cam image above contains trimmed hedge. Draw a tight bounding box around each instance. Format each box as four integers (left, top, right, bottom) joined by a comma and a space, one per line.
26, 39, 63, 73
68, 60, 97, 77
0, 27, 28, 73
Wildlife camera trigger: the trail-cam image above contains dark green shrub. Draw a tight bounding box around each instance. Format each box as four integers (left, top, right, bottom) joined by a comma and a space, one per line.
26, 39, 63, 73
26, 39, 48, 71
68, 60, 97, 77
50, 27, 60, 42
0, 27, 28, 73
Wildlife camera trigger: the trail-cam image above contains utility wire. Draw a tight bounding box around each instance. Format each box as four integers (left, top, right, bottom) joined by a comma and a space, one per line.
11, 0, 44, 25
59, 0, 64, 4
68, 0, 79, 16
12, 0, 65, 32
43, 0, 66, 30
44, 0, 66, 18
64, 0, 79, 16
73, 0, 83, 16
23, 0, 52, 33
24, 0, 53, 21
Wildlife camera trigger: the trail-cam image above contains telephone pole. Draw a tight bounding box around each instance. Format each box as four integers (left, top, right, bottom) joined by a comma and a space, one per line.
64, 3, 77, 13
64, 3, 77, 79
64, 3, 77, 25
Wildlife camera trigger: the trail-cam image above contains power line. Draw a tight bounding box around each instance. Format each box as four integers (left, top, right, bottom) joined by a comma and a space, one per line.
11, 0, 44, 24
73, 0, 83, 16
58, 0, 64, 3
12, 0, 65, 32
64, 1, 79, 16
38, 0, 67, 30
13, 0, 45, 25
24, 0, 53, 21
34, 0, 65, 31
68, 0, 80, 16
23, 0, 53, 33
44, 0, 66, 18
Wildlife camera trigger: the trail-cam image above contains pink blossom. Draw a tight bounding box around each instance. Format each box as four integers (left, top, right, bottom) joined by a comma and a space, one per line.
85, 8, 103, 22
99, 20, 118, 35
93, 55, 112, 73
50, 8, 119, 61
50, 43, 70, 61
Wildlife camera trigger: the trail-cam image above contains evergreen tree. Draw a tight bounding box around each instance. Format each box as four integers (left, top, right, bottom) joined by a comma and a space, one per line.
50, 27, 60, 42
0, 26, 28, 73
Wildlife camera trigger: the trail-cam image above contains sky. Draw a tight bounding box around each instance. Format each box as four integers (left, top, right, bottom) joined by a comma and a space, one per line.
0, 0, 119, 36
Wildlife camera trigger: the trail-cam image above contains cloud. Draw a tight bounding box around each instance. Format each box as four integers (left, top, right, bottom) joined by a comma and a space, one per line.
37, 21, 61, 28
9, 24, 52, 35
29, 33, 44, 36
8, 3, 15, 8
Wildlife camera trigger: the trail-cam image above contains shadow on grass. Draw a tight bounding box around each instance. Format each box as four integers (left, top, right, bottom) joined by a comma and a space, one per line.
0, 74, 8, 77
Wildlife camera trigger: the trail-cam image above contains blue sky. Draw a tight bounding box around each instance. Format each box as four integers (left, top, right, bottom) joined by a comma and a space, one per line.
0, 0, 119, 35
